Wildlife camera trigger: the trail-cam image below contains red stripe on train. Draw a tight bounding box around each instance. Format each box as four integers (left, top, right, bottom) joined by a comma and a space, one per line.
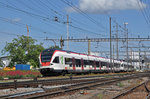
41, 62, 50, 66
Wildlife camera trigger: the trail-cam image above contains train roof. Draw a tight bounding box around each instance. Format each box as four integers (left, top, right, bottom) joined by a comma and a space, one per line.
42, 48, 122, 63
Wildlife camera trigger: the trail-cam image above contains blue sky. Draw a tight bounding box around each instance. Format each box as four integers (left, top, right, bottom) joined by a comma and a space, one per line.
0, 0, 150, 58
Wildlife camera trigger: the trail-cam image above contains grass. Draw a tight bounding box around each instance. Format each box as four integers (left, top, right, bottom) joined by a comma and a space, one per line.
117, 82, 124, 87
97, 93, 103, 99
128, 80, 131, 83
104, 75, 112, 78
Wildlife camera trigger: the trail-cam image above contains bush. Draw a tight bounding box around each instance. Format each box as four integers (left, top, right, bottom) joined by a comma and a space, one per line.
0, 70, 41, 79
0, 76, 3, 80
6, 75, 23, 79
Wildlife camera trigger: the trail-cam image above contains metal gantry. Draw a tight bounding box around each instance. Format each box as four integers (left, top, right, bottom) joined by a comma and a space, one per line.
45, 37, 150, 42
45, 37, 150, 71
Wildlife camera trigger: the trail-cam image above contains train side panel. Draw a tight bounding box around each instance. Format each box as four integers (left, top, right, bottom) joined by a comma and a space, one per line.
39, 49, 134, 76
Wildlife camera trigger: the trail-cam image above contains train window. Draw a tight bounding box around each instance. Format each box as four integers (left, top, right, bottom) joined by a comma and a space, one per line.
96, 61, 99, 67
53, 56, 59, 63
114, 63, 116, 67
89, 61, 93, 65
101, 62, 107, 67
75, 59, 81, 67
116, 64, 119, 68
75, 59, 78, 67
78, 59, 81, 67
89, 61, 95, 67
41, 49, 55, 62
84, 60, 87, 65
109, 64, 112, 68
84, 60, 88, 67
65, 58, 72, 67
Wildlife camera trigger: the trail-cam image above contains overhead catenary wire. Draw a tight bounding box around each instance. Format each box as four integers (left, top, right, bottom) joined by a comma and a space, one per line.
32, 0, 99, 35
61, 0, 108, 32
49, 0, 106, 34
0, 2, 51, 20
43, 0, 107, 36
69, 24, 107, 36
136, 0, 150, 28
0, 16, 58, 36
0, 1, 67, 37
142, 0, 150, 20
1, 0, 148, 57
0, 1, 104, 38
16, 0, 50, 16
0, 0, 105, 53
28, 0, 104, 36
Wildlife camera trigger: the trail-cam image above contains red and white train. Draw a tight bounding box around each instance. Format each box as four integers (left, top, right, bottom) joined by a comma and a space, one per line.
39, 49, 134, 76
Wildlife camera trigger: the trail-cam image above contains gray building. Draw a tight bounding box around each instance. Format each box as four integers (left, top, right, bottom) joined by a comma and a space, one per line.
0, 56, 11, 68
128, 51, 150, 71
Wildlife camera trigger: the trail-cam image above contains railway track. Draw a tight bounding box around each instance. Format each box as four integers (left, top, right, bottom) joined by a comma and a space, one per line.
112, 80, 150, 99
0, 72, 137, 90
0, 75, 112, 90
0, 72, 149, 99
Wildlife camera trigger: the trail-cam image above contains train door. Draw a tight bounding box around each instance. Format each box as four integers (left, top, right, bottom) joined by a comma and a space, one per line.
83, 60, 88, 72
52, 56, 60, 69
75, 59, 81, 73
81, 58, 84, 71
60, 56, 65, 69
99, 61, 101, 71
64, 57, 73, 73
107, 63, 109, 72
94, 61, 96, 71
89, 60, 94, 72
72, 57, 76, 71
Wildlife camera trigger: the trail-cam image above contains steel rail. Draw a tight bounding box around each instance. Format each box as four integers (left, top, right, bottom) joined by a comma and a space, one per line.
0, 72, 138, 90
112, 80, 150, 99
11, 74, 148, 99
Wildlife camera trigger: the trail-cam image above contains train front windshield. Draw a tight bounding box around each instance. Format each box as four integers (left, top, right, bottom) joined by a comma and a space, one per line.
41, 49, 55, 62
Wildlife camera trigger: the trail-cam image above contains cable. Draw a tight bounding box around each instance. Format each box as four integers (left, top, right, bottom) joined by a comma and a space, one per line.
61, 0, 108, 32
1, 1, 104, 38
141, 0, 150, 22
69, 24, 107, 36
0, 2, 52, 21
48, 0, 103, 33
46, 0, 106, 36
16, 0, 49, 16
136, 0, 150, 27
0, 16, 60, 37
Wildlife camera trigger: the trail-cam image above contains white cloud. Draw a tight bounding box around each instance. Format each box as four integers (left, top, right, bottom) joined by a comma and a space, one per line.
4, 18, 21, 23
68, 0, 147, 14
12, 18, 21, 22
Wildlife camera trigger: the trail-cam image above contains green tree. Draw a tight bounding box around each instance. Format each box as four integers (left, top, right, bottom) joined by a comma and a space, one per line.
49, 46, 62, 49
2, 35, 44, 68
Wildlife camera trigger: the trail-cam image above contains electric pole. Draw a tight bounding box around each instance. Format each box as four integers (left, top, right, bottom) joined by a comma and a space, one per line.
26, 24, 29, 53
26, 24, 29, 39
139, 41, 141, 71
88, 39, 91, 55
63, 15, 72, 50
124, 22, 128, 72
130, 48, 133, 66
115, 24, 119, 60
127, 28, 129, 72
113, 44, 115, 72
110, 17, 112, 72
66, 15, 70, 50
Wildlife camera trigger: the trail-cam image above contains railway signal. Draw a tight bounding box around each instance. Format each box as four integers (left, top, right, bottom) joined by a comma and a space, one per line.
60, 37, 64, 49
